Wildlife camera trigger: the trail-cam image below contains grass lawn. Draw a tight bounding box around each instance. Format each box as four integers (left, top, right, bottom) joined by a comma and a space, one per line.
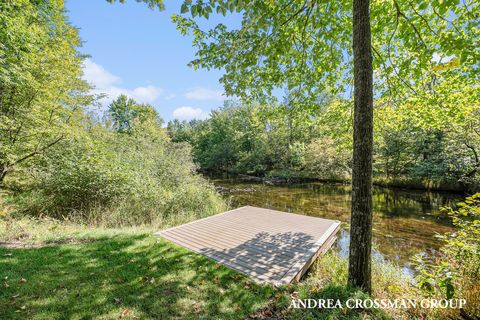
0, 218, 426, 320
0, 227, 277, 319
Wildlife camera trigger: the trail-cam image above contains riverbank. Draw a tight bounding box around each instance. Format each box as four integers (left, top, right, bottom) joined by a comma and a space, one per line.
210, 171, 474, 193
0, 217, 451, 320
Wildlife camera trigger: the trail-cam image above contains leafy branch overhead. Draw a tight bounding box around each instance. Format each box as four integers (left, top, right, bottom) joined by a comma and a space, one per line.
171, 0, 478, 105
105, 0, 165, 10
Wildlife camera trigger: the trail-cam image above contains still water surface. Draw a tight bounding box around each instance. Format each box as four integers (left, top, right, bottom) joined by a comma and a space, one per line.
212, 178, 463, 273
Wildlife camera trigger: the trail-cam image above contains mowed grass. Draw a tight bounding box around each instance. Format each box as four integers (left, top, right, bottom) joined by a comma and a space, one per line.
0, 218, 429, 320
0, 228, 276, 319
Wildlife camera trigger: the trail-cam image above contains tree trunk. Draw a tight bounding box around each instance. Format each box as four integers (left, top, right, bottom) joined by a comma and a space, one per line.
348, 0, 374, 293
0, 164, 7, 185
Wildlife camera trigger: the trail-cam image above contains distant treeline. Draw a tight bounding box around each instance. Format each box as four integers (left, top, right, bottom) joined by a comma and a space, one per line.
167, 98, 480, 193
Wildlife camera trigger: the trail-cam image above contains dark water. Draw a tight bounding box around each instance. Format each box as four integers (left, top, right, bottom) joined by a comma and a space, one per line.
212, 179, 463, 273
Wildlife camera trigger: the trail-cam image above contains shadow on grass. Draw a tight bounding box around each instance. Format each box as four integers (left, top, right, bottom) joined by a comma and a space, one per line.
0, 234, 275, 319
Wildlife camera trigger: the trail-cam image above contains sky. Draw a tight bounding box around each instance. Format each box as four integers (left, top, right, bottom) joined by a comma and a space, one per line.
65, 0, 238, 123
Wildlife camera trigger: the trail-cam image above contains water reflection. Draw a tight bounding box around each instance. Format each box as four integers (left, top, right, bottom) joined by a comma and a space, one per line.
212, 179, 462, 270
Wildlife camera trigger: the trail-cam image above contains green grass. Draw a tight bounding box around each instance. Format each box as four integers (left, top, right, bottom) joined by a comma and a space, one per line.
0, 218, 444, 320
0, 228, 276, 319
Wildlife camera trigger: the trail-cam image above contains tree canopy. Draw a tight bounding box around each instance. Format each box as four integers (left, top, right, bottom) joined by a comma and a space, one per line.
171, 0, 478, 105
0, 0, 93, 182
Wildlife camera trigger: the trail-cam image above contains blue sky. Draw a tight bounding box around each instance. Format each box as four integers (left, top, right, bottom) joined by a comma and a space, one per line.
66, 0, 237, 122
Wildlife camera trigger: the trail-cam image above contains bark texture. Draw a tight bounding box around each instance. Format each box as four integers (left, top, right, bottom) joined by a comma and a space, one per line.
348, 0, 374, 293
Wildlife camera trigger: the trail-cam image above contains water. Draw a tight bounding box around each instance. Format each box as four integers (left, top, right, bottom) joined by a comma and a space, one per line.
212, 178, 463, 272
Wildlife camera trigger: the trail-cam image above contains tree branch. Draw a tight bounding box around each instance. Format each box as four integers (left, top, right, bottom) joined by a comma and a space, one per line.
12, 136, 64, 167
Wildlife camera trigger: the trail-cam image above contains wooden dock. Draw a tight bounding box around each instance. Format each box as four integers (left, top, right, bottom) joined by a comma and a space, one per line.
155, 206, 340, 285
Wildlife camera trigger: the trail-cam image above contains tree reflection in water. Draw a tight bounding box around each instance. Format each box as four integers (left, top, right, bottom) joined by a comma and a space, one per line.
213, 178, 462, 271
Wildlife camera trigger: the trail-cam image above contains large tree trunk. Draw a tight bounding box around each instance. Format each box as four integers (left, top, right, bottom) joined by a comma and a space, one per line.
348, 0, 374, 293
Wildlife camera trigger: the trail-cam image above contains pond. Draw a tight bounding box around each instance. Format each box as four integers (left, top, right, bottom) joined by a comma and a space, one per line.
211, 178, 464, 273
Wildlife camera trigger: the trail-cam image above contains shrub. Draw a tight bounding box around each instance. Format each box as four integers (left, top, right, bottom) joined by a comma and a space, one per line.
414, 193, 480, 317
303, 137, 351, 180
11, 123, 225, 227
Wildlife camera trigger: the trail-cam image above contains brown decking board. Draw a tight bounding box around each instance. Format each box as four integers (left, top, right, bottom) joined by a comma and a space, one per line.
155, 206, 341, 285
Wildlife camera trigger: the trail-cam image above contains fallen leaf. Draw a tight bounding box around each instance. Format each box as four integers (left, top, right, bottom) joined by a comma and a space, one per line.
119, 309, 130, 318
262, 308, 273, 317
19, 278, 27, 283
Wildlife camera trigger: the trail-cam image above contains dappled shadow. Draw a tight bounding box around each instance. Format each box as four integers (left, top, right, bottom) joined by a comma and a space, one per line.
0, 234, 274, 319
200, 231, 317, 283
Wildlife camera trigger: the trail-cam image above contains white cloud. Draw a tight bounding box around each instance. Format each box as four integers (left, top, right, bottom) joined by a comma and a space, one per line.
83, 59, 120, 88
131, 85, 162, 103
82, 59, 163, 105
184, 87, 224, 101
172, 106, 209, 120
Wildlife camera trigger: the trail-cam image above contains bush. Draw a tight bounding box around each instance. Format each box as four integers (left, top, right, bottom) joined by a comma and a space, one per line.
414, 193, 480, 318
11, 122, 225, 227
303, 137, 351, 180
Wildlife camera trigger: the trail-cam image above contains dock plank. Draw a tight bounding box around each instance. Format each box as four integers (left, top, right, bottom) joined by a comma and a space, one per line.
155, 206, 341, 285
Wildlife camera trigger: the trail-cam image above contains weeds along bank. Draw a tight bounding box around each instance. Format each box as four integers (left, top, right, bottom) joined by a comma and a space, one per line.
3, 96, 225, 227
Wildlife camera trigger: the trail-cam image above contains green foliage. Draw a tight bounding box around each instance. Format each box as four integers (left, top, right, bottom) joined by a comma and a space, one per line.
108, 94, 139, 133
414, 193, 480, 316
0, 0, 93, 183
105, 0, 164, 10
373, 66, 480, 191
166, 0, 480, 191
304, 137, 351, 181
442, 193, 480, 279
167, 99, 352, 178
172, 0, 478, 106
11, 109, 224, 226
108, 94, 163, 133
168, 95, 478, 189
1, 1, 224, 227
